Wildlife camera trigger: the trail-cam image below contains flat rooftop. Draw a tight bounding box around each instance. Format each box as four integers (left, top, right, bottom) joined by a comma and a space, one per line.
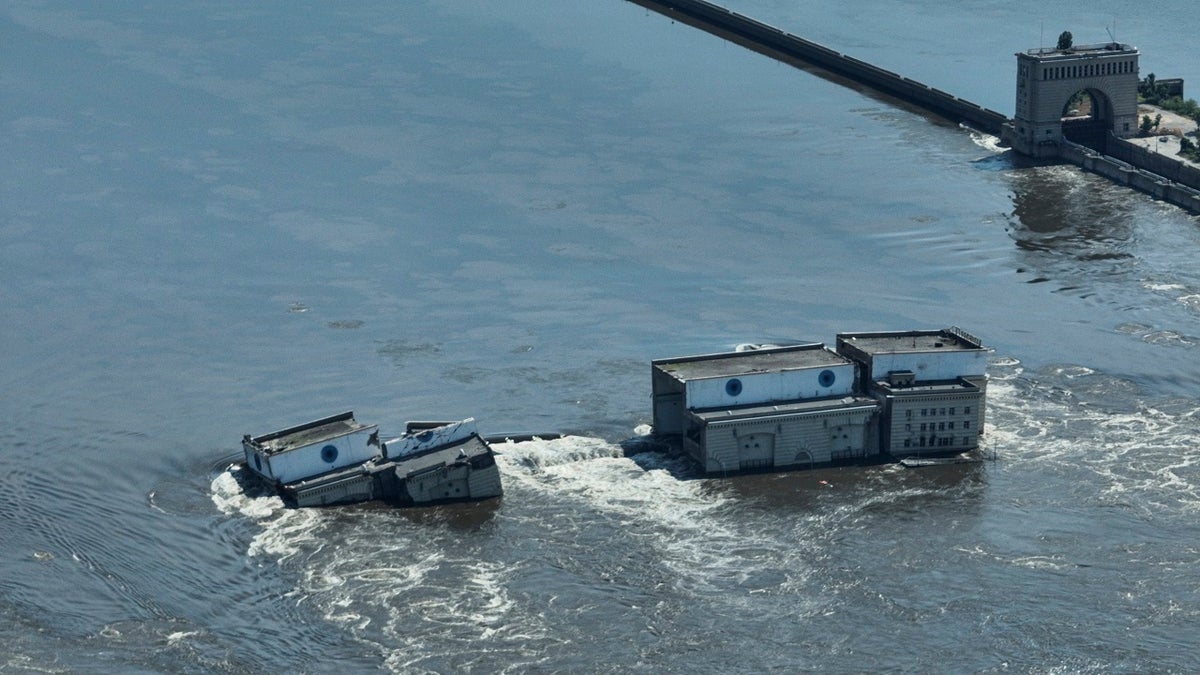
837, 328, 984, 355
690, 395, 878, 421
654, 344, 849, 381
249, 411, 376, 455
875, 378, 981, 395
1022, 42, 1136, 59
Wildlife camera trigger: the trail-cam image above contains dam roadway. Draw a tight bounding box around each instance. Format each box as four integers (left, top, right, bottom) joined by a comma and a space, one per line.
627, 0, 1010, 135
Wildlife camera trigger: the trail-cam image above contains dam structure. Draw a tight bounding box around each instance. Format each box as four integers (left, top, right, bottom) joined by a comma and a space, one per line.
628, 0, 1200, 214
1004, 41, 1141, 156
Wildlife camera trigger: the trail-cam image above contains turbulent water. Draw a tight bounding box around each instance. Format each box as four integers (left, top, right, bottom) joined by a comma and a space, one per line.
3, 1, 1200, 672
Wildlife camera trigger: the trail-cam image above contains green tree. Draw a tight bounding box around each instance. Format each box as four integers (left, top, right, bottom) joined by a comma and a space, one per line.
1140, 115, 1154, 135
1139, 73, 1160, 103
1180, 137, 1200, 162
1057, 31, 1073, 51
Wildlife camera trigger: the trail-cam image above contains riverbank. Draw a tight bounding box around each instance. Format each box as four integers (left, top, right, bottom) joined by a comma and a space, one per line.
1128, 104, 1200, 167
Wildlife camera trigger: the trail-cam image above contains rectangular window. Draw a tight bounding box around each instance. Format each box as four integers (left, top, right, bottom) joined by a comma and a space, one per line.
905, 424, 911, 431
949, 422, 956, 430
949, 407, 956, 415
964, 407, 971, 415
938, 422, 945, 431
904, 439, 911, 448
964, 421, 971, 429
920, 423, 927, 432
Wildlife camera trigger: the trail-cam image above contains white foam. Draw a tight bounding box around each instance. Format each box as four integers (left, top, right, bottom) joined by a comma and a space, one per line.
499, 435, 836, 607
1177, 294, 1200, 311
1144, 282, 1187, 293
966, 128, 1005, 153
210, 467, 324, 561
166, 630, 200, 643
493, 434, 622, 473
985, 363, 1200, 513
1010, 555, 1071, 570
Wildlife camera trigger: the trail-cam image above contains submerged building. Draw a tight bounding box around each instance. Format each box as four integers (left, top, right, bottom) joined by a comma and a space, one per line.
241, 413, 502, 507
651, 328, 988, 473
836, 328, 988, 458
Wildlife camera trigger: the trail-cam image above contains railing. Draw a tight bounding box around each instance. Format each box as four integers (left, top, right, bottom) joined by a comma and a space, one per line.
1025, 43, 1134, 57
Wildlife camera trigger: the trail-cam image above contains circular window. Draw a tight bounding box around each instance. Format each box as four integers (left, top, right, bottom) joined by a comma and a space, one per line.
818, 369, 836, 388
725, 378, 743, 397
320, 444, 339, 463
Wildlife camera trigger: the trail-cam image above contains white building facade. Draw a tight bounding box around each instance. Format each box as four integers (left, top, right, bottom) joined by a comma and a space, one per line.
652, 328, 989, 473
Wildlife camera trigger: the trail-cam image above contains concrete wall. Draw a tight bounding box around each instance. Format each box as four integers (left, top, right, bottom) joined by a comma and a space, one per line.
628, 0, 1009, 135
684, 363, 855, 409
863, 350, 989, 383
700, 407, 875, 472
256, 428, 381, 485
1105, 137, 1200, 191
883, 390, 983, 457
1061, 140, 1200, 214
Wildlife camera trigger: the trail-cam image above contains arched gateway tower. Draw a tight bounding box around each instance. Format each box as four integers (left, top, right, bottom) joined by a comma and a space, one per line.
1003, 41, 1140, 158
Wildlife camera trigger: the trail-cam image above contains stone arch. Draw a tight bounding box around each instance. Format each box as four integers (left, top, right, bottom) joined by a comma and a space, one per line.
1060, 87, 1116, 149
1004, 43, 1140, 158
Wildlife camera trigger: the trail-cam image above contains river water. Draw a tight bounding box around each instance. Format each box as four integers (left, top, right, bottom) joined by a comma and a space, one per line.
3, 1, 1199, 672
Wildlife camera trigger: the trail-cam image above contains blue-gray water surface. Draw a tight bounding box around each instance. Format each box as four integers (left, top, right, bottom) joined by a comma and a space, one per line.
3, 1, 1199, 672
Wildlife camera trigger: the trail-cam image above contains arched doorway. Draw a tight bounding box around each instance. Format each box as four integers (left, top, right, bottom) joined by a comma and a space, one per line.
1060, 88, 1112, 150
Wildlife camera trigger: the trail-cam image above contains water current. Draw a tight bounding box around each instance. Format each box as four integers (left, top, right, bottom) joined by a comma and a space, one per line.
2, 1, 1199, 672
